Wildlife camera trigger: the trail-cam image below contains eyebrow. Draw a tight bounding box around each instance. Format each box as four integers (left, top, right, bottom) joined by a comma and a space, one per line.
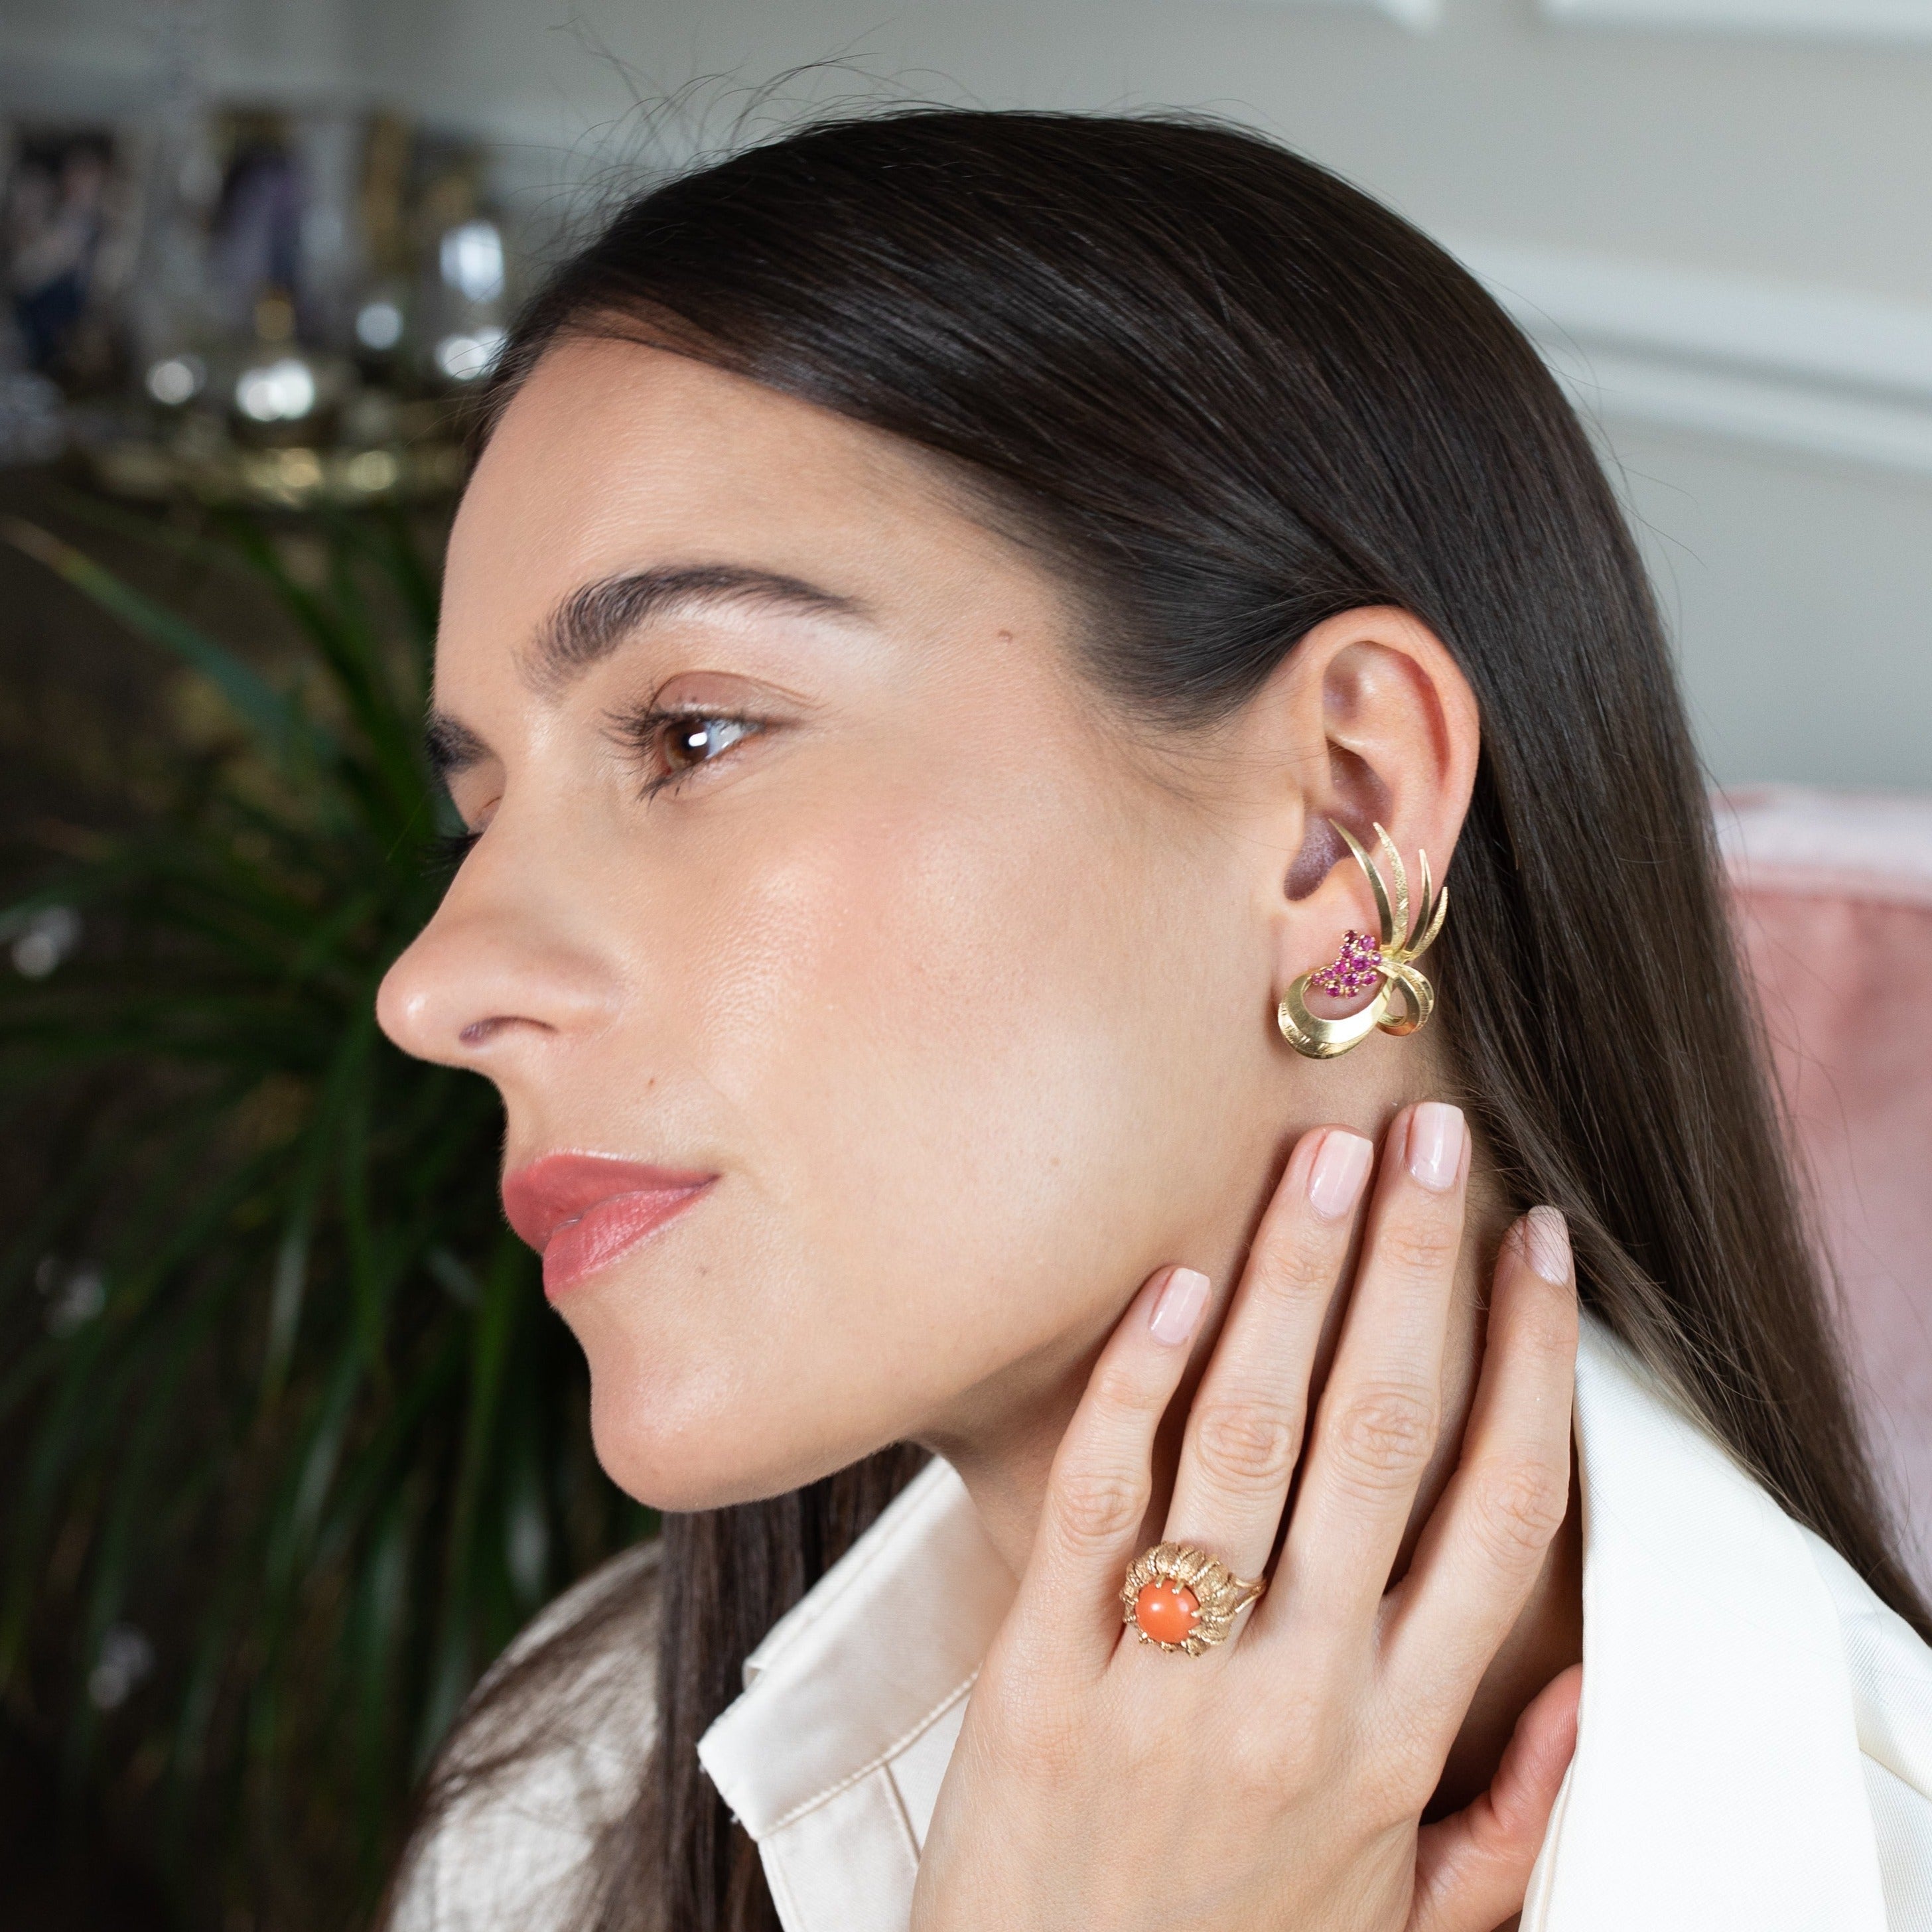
524, 563, 868, 695
423, 563, 870, 778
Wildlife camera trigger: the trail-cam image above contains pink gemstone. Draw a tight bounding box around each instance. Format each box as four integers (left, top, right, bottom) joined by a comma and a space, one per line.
1312, 927, 1386, 999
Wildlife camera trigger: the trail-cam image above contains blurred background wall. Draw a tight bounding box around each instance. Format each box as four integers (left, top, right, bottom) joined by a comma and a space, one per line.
7, 0, 1932, 788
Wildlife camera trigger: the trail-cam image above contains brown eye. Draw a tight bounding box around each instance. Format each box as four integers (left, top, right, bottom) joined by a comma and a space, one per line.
659, 715, 759, 774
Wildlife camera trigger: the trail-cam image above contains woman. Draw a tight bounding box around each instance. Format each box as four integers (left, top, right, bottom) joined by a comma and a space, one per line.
374, 109, 1932, 1932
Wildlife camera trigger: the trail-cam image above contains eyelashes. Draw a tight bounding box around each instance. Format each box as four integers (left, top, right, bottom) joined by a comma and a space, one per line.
431, 705, 769, 872
427, 827, 480, 876
607, 704, 767, 798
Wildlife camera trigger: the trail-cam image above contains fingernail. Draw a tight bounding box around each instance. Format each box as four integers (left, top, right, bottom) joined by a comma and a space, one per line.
1307, 1130, 1373, 1221
1148, 1267, 1211, 1346
1407, 1102, 1466, 1193
1523, 1206, 1571, 1284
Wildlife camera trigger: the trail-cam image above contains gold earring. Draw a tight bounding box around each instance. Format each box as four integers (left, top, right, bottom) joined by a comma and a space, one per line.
1277, 821, 1448, 1060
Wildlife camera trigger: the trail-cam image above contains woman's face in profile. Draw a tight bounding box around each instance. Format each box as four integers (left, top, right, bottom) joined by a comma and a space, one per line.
378, 339, 1304, 1511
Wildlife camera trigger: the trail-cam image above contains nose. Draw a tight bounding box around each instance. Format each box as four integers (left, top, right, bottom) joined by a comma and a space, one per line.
376, 861, 619, 1071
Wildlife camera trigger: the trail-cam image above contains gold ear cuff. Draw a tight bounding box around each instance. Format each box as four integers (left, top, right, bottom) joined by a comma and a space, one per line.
1277, 821, 1448, 1061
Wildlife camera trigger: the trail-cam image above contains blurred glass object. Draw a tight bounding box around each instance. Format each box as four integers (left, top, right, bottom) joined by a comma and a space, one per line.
430, 212, 507, 381
24, 63, 525, 500
432, 324, 506, 383
224, 285, 346, 437
350, 111, 417, 376
354, 295, 403, 350
439, 218, 504, 305
144, 350, 205, 405
414, 140, 509, 391
234, 356, 316, 423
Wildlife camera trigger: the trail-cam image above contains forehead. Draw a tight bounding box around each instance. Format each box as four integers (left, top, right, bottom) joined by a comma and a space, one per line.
443, 339, 1000, 652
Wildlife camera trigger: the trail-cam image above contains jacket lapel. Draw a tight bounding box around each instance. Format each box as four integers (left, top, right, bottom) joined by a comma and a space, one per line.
1524, 1318, 1888, 1929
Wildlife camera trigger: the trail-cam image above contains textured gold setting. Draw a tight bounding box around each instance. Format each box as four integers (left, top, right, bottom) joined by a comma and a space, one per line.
1278, 821, 1449, 1060
1121, 1541, 1268, 1656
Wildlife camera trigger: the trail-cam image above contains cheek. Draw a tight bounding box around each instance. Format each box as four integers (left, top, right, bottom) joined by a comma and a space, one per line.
687, 767, 1259, 1397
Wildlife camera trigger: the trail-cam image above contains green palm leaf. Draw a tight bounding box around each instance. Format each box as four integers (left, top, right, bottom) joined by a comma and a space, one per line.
0, 508, 649, 1931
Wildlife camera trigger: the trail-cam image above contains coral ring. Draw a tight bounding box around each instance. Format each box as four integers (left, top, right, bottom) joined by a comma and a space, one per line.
1121, 1541, 1267, 1655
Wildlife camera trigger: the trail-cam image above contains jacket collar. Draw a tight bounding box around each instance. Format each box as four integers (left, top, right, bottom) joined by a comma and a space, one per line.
697, 1450, 1011, 1848
699, 1317, 1888, 1932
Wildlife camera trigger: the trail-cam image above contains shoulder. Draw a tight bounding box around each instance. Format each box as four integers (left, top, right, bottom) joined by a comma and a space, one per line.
383, 1539, 665, 1932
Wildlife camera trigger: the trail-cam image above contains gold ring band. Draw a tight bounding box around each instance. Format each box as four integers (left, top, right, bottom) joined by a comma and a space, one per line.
1121, 1541, 1267, 1655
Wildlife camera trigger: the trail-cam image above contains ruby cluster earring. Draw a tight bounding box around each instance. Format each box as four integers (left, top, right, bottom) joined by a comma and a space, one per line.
1277, 821, 1448, 1060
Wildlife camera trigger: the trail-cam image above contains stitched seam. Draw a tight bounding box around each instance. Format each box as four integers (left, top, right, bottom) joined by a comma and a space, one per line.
761, 1671, 979, 1836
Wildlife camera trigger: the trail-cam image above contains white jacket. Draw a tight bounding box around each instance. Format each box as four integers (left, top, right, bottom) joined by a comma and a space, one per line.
395, 1317, 1932, 1930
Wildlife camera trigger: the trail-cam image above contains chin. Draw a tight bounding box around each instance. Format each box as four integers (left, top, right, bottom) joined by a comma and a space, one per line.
584, 1358, 880, 1514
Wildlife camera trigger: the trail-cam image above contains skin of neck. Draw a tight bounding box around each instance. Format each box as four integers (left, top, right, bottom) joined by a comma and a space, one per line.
922, 1034, 1584, 1815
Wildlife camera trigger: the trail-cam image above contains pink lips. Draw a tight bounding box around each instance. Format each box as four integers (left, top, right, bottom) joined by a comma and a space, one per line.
502, 1153, 716, 1300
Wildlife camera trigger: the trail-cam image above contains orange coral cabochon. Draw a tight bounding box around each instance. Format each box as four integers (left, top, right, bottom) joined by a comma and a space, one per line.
1133, 1579, 1200, 1645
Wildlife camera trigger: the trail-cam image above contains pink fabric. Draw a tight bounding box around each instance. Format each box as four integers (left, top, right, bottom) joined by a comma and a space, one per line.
1721, 788, 1932, 1586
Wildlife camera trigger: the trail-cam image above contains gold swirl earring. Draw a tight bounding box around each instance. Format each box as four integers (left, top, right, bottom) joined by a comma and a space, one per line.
1277, 821, 1448, 1061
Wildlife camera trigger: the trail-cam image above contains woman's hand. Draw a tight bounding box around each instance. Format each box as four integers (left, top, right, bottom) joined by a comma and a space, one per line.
910, 1102, 1582, 1932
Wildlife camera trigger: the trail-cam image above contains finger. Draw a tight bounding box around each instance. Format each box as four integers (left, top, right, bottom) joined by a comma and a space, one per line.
1381, 1209, 1578, 1725
1260, 1102, 1469, 1639
1407, 1663, 1581, 1932
1008, 1263, 1213, 1671
1162, 1126, 1372, 1581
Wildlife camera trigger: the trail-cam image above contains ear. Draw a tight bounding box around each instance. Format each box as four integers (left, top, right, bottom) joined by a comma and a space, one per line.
1225, 605, 1480, 996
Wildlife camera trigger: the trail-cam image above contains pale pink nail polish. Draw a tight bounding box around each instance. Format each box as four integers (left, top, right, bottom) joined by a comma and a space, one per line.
1307, 1131, 1373, 1222
1407, 1102, 1466, 1193
1524, 1206, 1571, 1284
1148, 1267, 1210, 1346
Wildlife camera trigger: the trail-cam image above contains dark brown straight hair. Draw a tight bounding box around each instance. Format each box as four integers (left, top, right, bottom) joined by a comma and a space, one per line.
401, 106, 1927, 1932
